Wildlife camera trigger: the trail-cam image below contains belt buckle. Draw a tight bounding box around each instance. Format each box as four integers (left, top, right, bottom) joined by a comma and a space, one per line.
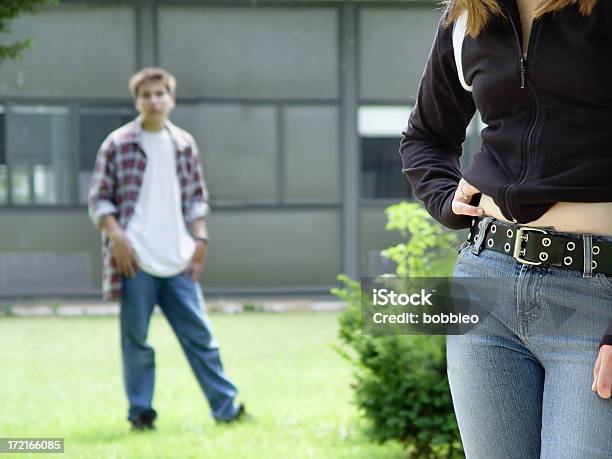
513, 226, 548, 265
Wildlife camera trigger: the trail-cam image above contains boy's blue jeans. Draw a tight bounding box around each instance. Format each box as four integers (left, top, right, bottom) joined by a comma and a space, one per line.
448, 228, 612, 458
120, 270, 240, 422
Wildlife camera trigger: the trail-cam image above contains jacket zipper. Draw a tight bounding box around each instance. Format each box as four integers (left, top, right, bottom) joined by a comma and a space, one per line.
503, 11, 542, 223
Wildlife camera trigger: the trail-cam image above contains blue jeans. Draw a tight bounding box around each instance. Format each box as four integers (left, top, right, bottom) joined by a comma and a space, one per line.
120, 270, 240, 422
448, 221, 612, 458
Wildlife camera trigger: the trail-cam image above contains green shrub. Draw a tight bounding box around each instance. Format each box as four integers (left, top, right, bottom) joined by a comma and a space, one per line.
381, 202, 458, 277
0, 304, 14, 316
332, 202, 463, 458
243, 302, 264, 313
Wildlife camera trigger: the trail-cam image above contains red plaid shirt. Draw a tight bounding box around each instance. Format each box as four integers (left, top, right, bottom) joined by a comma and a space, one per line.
88, 117, 210, 300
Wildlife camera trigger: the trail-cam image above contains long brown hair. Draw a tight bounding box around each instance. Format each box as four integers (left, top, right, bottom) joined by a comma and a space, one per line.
442, 0, 599, 37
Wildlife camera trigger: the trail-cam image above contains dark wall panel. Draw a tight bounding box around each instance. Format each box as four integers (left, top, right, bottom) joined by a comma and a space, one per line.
359, 8, 440, 101
159, 7, 338, 100
0, 5, 136, 98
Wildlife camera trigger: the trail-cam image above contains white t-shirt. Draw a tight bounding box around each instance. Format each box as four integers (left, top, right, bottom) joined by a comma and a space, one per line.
125, 128, 196, 277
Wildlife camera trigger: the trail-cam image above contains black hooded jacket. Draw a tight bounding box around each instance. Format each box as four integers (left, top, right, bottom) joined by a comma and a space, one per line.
400, 0, 612, 347
400, 0, 612, 229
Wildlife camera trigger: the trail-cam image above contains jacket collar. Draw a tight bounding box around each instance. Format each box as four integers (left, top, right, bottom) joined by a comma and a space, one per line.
497, 0, 521, 27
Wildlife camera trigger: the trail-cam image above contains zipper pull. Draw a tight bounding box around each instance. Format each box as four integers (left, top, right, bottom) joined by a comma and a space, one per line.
520, 58, 528, 89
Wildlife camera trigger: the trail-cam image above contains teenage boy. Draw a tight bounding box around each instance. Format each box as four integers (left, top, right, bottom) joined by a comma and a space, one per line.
88, 67, 245, 430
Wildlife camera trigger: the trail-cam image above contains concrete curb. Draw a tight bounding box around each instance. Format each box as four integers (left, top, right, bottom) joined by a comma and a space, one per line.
0, 299, 346, 317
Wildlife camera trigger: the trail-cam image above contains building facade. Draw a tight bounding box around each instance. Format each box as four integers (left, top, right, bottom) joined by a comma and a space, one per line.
0, 0, 481, 298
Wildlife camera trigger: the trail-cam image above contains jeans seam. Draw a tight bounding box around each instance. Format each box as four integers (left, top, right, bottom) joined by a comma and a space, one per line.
531, 271, 543, 323
517, 331, 540, 364
515, 266, 523, 335
515, 276, 540, 359
516, 264, 529, 335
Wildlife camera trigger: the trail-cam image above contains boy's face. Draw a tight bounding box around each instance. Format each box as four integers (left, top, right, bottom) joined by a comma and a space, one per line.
135, 81, 175, 123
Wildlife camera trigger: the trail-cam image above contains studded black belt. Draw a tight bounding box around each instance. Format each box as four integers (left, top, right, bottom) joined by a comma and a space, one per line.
465, 216, 612, 276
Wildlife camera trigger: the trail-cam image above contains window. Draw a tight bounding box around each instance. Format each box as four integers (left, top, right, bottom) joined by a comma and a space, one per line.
359, 106, 413, 200
78, 108, 134, 204
7, 105, 71, 205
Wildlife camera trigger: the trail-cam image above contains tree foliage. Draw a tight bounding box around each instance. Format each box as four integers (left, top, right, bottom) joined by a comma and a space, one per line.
0, 0, 55, 64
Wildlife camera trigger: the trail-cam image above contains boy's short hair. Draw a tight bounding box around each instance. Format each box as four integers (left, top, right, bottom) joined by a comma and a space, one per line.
129, 67, 176, 99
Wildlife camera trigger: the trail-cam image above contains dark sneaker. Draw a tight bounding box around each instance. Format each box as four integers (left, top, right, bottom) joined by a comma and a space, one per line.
130, 409, 157, 431
216, 403, 247, 424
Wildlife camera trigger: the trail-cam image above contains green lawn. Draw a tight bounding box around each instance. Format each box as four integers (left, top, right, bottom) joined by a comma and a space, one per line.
0, 312, 406, 459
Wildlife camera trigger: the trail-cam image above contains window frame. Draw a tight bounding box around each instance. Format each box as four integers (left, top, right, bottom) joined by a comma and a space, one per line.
0, 98, 344, 210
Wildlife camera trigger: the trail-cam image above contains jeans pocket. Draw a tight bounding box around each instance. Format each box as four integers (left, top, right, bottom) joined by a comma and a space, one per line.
594, 272, 612, 295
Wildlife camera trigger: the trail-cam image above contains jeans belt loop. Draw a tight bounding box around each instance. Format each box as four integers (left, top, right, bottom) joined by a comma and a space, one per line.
583, 234, 593, 278
471, 216, 494, 255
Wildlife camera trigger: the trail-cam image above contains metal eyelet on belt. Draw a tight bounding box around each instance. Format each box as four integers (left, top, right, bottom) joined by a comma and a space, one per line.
491, 224, 497, 233
487, 238, 494, 248
592, 245, 600, 255
564, 256, 573, 265
504, 243, 511, 252
506, 229, 513, 238
542, 237, 551, 247
539, 252, 548, 261
567, 241, 575, 251
592, 260, 598, 269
